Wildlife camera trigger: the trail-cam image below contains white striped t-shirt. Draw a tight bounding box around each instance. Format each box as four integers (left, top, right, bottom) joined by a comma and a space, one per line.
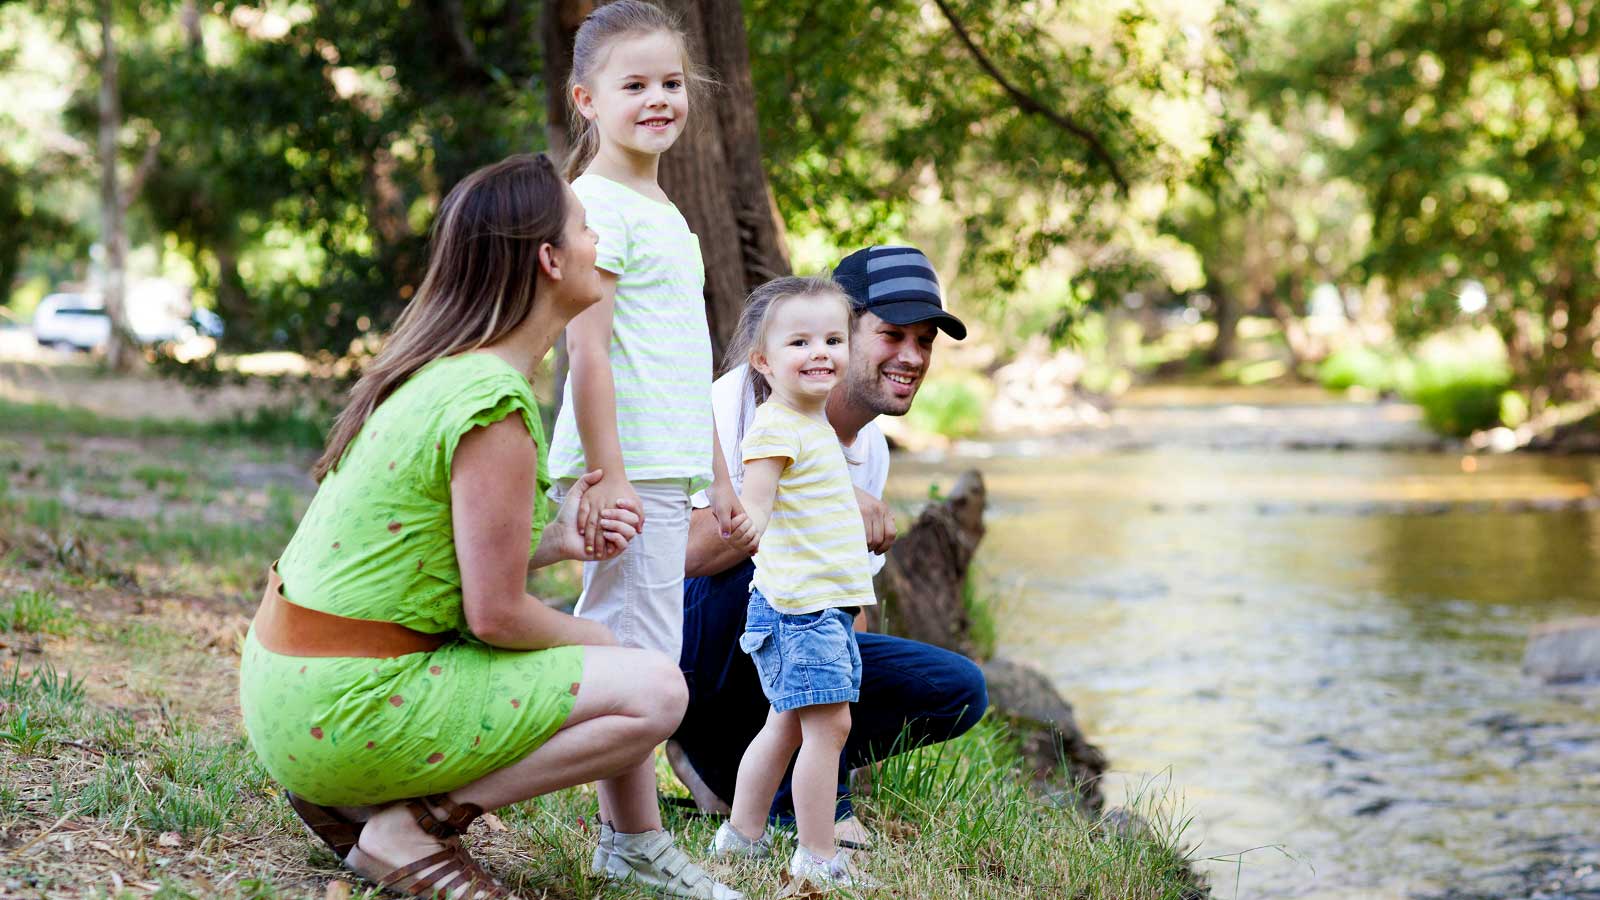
743, 401, 876, 614
548, 173, 714, 492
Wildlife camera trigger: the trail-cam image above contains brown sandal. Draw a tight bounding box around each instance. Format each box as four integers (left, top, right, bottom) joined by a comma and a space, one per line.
287, 792, 364, 860
411, 793, 484, 840
351, 797, 514, 899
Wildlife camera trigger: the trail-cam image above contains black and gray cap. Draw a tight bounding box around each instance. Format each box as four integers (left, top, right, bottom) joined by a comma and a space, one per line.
831, 246, 967, 340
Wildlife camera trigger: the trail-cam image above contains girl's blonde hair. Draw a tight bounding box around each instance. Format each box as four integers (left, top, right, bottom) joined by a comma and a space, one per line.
722, 275, 853, 455
562, 0, 708, 181
312, 153, 569, 482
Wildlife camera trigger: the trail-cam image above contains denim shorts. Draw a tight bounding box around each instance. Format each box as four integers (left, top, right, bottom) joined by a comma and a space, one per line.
738, 588, 862, 713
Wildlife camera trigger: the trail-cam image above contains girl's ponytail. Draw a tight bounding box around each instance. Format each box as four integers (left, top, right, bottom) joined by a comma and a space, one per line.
562, 118, 601, 182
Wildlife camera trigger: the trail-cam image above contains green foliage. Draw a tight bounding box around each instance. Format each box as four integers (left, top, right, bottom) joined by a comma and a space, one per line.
1319, 335, 1512, 436
1318, 344, 1401, 394
1265, 0, 1600, 411
1404, 356, 1511, 438
745, 0, 1237, 324
905, 375, 988, 440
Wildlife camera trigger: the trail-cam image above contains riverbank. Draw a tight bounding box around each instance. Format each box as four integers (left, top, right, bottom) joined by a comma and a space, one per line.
0, 398, 1204, 898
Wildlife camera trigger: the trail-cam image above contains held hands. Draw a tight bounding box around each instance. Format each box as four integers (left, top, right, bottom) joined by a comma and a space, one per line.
559, 469, 642, 562
855, 487, 897, 554
713, 481, 759, 555
574, 468, 643, 559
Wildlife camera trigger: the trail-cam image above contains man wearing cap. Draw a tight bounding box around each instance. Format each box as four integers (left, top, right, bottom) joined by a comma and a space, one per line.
670, 246, 989, 843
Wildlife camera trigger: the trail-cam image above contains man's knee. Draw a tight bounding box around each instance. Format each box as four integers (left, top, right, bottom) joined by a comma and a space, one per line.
947, 655, 989, 736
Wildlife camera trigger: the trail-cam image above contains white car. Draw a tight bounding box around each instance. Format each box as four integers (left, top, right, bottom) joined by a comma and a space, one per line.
32, 294, 112, 351
31, 286, 225, 352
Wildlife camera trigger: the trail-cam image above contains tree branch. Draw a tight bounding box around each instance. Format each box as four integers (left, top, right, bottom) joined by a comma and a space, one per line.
121, 132, 162, 213
930, 0, 1129, 193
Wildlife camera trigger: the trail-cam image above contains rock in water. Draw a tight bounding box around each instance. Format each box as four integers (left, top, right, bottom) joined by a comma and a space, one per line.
1525, 618, 1600, 684
980, 657, 1108, 813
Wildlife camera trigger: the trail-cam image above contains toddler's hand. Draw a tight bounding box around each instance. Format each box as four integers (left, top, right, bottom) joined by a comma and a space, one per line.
714, 486, 759, 555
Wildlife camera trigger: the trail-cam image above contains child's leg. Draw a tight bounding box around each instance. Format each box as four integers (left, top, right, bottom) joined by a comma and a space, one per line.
729, 706, 802, 840
793, 701, 852, 858
572, 479, 692, 828
598, 757, 664, 832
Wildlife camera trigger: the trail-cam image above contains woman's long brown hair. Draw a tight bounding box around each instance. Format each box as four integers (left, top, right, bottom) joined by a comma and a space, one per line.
312, 153, 568, 481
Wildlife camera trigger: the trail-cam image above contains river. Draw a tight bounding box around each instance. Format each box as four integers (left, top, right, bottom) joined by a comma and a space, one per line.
884, 389, 1600, 899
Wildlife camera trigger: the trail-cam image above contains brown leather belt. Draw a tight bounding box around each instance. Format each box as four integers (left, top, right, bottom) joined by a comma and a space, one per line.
252, 564, 449, 658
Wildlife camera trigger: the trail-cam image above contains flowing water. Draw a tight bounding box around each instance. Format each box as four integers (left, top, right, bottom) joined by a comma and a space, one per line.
885, 390, 1600, 899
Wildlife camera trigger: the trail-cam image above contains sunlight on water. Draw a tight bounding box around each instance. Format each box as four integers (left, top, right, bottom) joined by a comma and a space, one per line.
888, 447, 1600, 899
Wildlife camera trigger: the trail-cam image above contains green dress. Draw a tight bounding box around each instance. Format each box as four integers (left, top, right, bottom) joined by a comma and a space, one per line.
238, 353, 584, 806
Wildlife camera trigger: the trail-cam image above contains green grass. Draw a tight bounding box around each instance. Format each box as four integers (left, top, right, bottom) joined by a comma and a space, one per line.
0, 397, 329, 449
0, 589, 82, 635
861, 714, 1205, 898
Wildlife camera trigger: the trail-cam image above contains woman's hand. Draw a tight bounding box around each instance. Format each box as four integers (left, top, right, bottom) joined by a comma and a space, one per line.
559, 469, 642, 561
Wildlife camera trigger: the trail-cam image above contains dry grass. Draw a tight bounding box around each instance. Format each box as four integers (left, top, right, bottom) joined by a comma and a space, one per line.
0, 398, 1203, 899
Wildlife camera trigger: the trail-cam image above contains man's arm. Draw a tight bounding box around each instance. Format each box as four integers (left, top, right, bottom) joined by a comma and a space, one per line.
685, 505, 752, 578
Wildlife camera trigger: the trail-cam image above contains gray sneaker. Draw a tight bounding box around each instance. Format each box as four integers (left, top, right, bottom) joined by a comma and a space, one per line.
788, 846, 880, 891
604, 827, 744, 899
708, 821, 772, 860
592, 820, 615, 876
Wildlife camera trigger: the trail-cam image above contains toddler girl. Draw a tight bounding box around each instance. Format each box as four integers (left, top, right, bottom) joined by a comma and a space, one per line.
709, 276, 876, 889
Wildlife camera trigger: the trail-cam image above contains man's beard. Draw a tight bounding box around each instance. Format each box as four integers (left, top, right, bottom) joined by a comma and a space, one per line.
844, 361, 918, 418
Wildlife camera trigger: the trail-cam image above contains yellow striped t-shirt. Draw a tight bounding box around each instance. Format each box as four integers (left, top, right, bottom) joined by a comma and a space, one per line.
742, 401, 876, 614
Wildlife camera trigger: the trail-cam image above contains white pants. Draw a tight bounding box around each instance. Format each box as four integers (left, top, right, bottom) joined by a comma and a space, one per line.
555, 477, 690, 660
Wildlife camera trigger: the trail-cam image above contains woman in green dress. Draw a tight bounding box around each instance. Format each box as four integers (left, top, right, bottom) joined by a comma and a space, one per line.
238, 154, 726, 899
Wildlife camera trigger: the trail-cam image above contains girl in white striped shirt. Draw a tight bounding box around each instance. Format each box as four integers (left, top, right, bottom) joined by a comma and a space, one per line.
550, 3, 752, 897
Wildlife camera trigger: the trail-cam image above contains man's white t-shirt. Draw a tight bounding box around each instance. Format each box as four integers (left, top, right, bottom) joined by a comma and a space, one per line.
692, 363, 889, 576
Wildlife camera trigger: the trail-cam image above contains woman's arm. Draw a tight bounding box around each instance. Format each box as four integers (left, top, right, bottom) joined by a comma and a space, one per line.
453, 414, 614, 649
564, 272, 642, 553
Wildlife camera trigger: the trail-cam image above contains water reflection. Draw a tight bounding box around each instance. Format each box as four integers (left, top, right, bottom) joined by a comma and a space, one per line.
887, 449, 1600, 898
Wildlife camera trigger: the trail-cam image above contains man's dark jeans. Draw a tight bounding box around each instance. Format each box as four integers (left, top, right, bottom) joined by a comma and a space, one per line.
675, 559, 988, 822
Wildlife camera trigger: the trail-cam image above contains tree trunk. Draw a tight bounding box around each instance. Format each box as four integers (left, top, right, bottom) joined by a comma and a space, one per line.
541, 0, 790, 367
212, 239, 252, 347
1205, 282, 1240, 365
98, 0, 134, 371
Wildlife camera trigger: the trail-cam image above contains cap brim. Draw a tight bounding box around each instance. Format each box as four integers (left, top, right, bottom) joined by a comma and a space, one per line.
867, 299, 968, 340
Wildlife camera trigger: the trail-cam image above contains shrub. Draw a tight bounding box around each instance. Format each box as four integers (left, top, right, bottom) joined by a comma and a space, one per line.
1318, 345, 1400, 393
1403, 356, 1511, 437
905, 377, 988, 440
